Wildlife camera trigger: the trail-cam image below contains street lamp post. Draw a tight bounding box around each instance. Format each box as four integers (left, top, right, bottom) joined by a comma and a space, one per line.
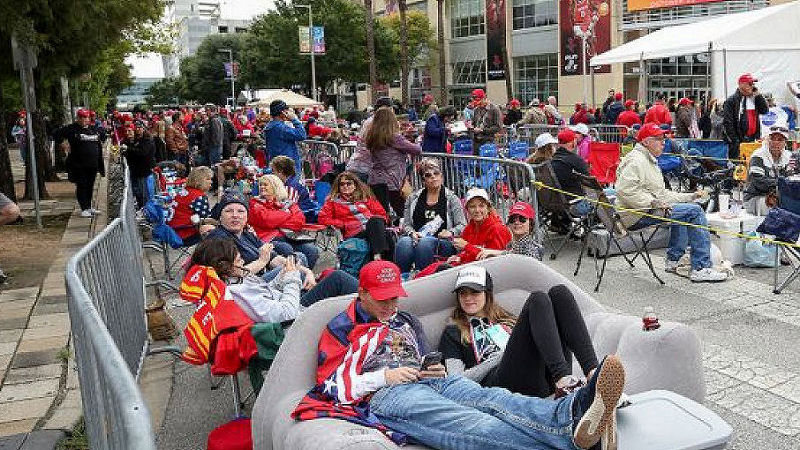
296, 4, 317, 101
218, 48, 235, 107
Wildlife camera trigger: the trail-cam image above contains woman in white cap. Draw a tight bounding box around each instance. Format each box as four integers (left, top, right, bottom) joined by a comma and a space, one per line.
571, 123, 592, 161
439, 266, 599, 399
446, 187, 512, 266
527, 133, 558, 164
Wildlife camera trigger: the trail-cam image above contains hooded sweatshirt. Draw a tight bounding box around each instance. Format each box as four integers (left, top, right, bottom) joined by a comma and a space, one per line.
248, 197, 306, 242
264, 118, 307, 175
457, 212, 512, 264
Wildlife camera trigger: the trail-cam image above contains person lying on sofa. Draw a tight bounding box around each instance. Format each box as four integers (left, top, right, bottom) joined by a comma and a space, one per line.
292, 260, 626, 450
439, 266, 598, 400
184, 238, 358, 323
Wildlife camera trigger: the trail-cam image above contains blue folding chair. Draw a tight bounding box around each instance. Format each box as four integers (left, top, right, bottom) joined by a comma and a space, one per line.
770, 177, 800, 293
508, 141, 530, 160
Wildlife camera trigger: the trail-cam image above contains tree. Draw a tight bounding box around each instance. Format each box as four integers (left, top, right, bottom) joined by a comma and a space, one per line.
365, 0, 378, 100
177, 34, 247, 104
380, 11, 436, 104
437, 0, 447, 105
145, 77, 184, 105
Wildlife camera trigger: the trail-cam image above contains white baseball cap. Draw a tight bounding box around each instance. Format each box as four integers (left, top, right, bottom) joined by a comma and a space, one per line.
464, 188, 491, 207
534, 133, 558, 149
453, 266, 494, 292
570, 123, 590, 136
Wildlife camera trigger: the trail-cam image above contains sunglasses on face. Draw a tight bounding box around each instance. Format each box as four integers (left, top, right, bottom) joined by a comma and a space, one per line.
508, 215, 528, 224
423, 171, 441, 179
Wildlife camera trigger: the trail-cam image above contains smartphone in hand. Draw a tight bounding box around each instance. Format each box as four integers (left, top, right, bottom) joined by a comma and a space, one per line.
421, 352, 442, 370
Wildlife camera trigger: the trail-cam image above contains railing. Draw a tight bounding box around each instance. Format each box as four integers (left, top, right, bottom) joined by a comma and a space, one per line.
65, 163, 156, 449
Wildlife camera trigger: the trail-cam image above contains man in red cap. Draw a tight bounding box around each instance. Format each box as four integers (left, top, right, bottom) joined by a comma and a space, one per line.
570, 102, 589, 125
616, 123, 728, 282
550, 128, 591, 218
292, 259, 627, 449
722, 72, 768, 159
470, 88, 502, 153
53, 108, 105, 217
674, 97, 696, 138
644, 94, 673, 126
503, 98, 523, 125
616, 100, 641, 129
422, 93, 439, 120
604, 92, 625, 124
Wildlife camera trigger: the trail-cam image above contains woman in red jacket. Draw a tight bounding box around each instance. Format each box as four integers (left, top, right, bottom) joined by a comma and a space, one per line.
249, 174, 319, 269
447, 187, 512, 265
167, 166, 213, 246
317, 171, 394, 260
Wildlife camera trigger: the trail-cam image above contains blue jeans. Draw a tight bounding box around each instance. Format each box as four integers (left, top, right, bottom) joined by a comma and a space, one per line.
570, 200, 593, 217
273, 237, 319, 270
370, 376, 579, 450
394, 236, 456, 273
270, 240, 310, 268
259, 268, 358, 307
630, 202, 711, 270
207, 146, 222, 165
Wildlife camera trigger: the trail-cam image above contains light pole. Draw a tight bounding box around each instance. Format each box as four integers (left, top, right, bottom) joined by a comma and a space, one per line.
218, 48, 235, 107
296, 4, 317, 101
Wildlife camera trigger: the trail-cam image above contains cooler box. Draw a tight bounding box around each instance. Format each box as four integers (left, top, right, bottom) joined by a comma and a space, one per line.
618, 390, 732, 449
706, 212, 764, 265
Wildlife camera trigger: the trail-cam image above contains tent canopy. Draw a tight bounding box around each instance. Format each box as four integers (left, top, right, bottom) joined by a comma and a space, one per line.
248, 89, 321, 108
590, 1, 800, 66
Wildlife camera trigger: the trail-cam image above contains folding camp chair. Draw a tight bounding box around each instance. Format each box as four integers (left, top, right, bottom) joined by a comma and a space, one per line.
533, 162, 590, 260
508, 141, 530, 160
772, 177, 800, 294
587, 142, 621, 185
575, 173, 667, 292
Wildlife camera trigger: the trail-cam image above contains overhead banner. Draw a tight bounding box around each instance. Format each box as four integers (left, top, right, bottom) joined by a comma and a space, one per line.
628, 0, 724, 12
298, 26, 311, 54
312, 26, 326, 55
560, 0, 611, 76
486, 0, 507, 80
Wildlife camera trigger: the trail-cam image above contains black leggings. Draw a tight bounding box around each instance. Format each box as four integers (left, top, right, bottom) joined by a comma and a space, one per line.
485, 284, 599, 398
354, 217, 395, 259
73, 169, 97, 211
370, 183, 406, 222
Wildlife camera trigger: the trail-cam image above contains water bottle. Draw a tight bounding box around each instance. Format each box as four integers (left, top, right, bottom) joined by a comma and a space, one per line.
642, 307, 660, 331
419, 216, 444, 237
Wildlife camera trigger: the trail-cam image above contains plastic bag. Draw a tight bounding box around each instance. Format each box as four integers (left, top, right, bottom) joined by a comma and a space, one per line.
743, 233, 778, 268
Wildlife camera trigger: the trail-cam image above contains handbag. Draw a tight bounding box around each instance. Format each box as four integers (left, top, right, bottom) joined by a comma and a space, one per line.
756, 208, 800, 243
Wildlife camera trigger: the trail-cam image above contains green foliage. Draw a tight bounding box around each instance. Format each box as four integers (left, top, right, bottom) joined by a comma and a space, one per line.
72, 43, 134, 112
177, 34, 248, 104
146, 77, 185, 105
379, 11, 437, 67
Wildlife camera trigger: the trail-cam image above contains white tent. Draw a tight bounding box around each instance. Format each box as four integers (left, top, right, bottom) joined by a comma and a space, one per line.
590, 1, 800, 104
248, 89, 321, 108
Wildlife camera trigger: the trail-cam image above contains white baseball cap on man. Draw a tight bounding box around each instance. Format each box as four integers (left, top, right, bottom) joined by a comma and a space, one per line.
534, 133, 558, 149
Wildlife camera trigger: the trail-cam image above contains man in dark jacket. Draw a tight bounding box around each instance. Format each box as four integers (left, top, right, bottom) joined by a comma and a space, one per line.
502, 99, 523, 125
550, 128, 591, 219
421, 106, 456, 153
605, 92, 625, 125
53, 109, 105, 217
219, 108, 237, 159
470, 89, 502, 153
601, 89, 615, 122
123, 121, 156, 207
201, 105, 224, 165
723, 73, 769, 160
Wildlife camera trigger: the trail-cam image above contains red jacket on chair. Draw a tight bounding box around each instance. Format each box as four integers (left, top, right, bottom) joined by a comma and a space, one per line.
317, 196, 388, 238
457, 212, 512, 264
248, 198, 306, 242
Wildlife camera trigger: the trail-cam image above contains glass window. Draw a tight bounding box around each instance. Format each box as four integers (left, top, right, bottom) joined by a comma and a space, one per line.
512, 0, 556, 29
512, 53, 558, 105
452, 60, 487, 85
450, 0, 485, 37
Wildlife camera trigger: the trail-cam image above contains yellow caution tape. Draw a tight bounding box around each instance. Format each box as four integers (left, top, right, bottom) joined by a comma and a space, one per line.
532, 180, 800, 250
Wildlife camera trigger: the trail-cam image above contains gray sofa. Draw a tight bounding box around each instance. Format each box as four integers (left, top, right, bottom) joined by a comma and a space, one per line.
251, 255, 706, 450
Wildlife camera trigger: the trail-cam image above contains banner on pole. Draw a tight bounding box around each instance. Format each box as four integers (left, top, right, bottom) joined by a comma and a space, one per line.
485, 0, 507, 80
299, 26, 311, 54
312, 26, 326, 55
559, 0, 611, 75
223, 62, 240, 78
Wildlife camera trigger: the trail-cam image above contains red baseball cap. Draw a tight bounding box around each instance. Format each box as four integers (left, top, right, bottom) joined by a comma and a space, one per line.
624, 100, 635, 108
76, 109, 91, 118
738, 73, 757, 84
636, 122, 666, 142
678, 97, 694, 106
471, 89, 486, 100
614, 92, 623, 101
557, 128, 576, 144
359, 261, 407, 301
509, 201, 535, 220
509, 99, 520, 107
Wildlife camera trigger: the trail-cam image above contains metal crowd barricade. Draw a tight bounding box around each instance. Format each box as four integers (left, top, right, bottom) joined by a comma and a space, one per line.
65, 163, 157, 449
299, 139, 353, 180
517, 124, 560, 147
410, 152, 541, 241
591, 124, 630, 144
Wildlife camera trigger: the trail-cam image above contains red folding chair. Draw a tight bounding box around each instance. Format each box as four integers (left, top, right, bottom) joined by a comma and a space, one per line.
587, 142, 621, 185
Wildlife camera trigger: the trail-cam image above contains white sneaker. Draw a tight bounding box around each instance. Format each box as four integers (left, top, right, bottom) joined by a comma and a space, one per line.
664, 259, 680, 273
690, 267, 728, 283
90, 208, 102, 215
80, 209, 93, 218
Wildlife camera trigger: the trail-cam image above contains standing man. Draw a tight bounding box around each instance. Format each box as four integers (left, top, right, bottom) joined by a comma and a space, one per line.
219, 108, 237, 160
616, 100, 642, 129
470, 89, 502, 153
503, 99, 523, 126
201, 105, 224, 166
601, 89, 615, 122
605, 92, 625, 125
165, 111, 189, 164
644, 94, 672, 126
723, 73, 769, 160
54, 109, 104, 218
264, 100, 307, 176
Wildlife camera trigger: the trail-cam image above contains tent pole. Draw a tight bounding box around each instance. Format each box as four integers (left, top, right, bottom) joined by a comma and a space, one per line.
638, 52, 646, 103
591, 66, 596, 109
706, 42, 712, 103
582, 35, 588, 104
722, 48, 728, 99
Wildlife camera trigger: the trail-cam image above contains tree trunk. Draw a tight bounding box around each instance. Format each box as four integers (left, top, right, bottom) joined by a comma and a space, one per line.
0, 83, 15, 202
437, 0, 447, 105
365, 0, 378, 102
23, 110, 50, 201
399, 0, 409, 107
504, 54, 513, 101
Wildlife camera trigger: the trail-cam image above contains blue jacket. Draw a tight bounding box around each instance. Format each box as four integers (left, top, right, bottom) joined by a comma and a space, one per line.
421, 114, 447, 153
264, 119, 307, 174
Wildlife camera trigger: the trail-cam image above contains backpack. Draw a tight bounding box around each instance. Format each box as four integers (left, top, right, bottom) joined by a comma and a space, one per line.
336, 238, 370, 278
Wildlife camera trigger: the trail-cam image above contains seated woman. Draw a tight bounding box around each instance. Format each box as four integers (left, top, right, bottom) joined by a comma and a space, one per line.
270, 155, 318, 223
167, 166, 213, 246
394, 159, 466, 273
185, 238, 358, 323
447, 188, 512, 266
317, 171, 394, 260
439, 266, 599, 399
474, 201, 543, 261
249, 174, 319, 269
